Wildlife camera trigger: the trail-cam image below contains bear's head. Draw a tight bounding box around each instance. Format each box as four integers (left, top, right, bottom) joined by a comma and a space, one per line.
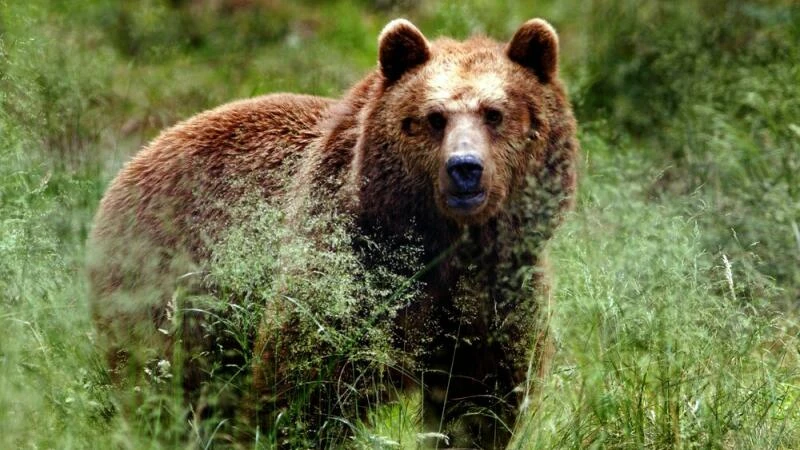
361, 18, 571, 225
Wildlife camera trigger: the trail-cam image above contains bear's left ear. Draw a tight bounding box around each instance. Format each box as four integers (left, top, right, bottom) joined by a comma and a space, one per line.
378, 19, 431, 83
506, 18, 559, 83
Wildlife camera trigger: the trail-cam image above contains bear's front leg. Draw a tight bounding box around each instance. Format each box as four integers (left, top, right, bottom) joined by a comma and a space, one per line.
419, 321, 532, 450
417, 257, 553, 449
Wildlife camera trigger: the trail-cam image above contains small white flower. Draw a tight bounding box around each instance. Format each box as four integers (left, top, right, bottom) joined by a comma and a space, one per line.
417, 432, 450, 446
722, 254, 735, 300
145, 359, 172, 383
688, 398, 701, 417
157, 359, 172, 379
165, 296, 176, 323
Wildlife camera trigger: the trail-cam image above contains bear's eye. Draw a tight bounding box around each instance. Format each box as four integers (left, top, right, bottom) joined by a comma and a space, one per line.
484, 108, 503, 127
426, 112, 447, 132
401, 117, 416, 135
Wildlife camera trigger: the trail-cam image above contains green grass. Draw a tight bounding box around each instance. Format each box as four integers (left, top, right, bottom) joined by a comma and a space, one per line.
516, 151, 800, 448
1, 0, 799, 448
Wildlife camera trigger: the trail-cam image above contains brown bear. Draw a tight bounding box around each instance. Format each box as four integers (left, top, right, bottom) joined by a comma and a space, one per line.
87, 17, 578, 449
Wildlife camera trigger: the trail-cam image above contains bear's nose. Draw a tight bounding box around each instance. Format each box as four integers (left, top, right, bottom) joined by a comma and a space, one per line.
446, 154, 484, 193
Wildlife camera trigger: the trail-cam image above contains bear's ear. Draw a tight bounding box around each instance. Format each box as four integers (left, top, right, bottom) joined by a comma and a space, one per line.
506, 18, 559, 83
378, 19, 431, 83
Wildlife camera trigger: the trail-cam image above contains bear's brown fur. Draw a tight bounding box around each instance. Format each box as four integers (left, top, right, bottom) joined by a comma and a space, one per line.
88, 18, 577, 449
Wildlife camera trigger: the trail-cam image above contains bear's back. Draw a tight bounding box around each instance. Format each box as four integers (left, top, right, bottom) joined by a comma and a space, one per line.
90, 94, 334, 260
87, 94, 335, 346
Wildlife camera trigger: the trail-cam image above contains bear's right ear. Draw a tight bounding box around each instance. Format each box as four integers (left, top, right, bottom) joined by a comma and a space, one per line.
507, 18, 559, 83
378, 19, 431, 83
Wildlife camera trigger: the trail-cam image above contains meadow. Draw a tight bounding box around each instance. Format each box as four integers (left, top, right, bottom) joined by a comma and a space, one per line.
1, 0, 799, 448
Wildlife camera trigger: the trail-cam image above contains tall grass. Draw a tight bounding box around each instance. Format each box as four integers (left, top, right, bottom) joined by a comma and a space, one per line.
514, 151, 800, 448
571, 0, 800, 306
1, 0, 799, 448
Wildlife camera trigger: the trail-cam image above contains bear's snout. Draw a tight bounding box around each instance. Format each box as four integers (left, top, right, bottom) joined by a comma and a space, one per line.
444, 154, 487, 211
446, 154, 483, 193
437, 114, 493, 215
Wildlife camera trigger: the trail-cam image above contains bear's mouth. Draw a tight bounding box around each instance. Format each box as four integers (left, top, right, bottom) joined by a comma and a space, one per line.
446, 190, 487, 213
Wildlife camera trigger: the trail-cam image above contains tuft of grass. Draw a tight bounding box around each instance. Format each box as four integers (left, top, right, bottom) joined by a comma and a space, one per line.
206, 198, 423, 447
